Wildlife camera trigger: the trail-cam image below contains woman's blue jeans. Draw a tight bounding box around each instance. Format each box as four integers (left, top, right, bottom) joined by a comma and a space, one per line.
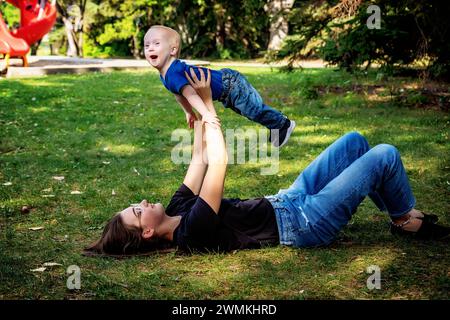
266, 131, 416, 248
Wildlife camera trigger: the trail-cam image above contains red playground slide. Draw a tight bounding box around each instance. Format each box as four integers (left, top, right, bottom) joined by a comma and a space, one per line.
0, 0, 57, 69
8, 0, 57, 46
0, 12, 29, 68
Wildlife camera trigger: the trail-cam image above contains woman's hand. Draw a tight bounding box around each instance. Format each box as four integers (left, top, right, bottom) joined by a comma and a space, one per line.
185, 68, 212, 102
202, 111, 221, 128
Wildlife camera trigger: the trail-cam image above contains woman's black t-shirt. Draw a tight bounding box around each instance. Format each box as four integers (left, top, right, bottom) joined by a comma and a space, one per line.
165, 184, 279, 252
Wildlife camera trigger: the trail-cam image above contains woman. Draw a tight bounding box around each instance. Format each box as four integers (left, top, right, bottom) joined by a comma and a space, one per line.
86, 69, 449, 256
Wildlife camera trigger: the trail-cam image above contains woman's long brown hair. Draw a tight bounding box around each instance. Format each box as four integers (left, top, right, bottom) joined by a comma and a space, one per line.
84, 214, 175, 256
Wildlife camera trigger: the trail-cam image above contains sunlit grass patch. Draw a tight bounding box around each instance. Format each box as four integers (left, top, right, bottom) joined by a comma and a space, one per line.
1, 66, 449, 299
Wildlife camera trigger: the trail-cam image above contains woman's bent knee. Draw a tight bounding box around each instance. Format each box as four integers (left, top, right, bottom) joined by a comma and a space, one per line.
343, 131, 367, 147
346, 130, 364, 140
371, 144, 399, 162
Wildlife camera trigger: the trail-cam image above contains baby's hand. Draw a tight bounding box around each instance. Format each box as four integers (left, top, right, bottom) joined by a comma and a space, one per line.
186, 112, 198, 129
202, 112, 221, 128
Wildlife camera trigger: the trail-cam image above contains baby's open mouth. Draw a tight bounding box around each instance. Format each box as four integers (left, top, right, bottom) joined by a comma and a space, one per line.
150, 55, 158, 59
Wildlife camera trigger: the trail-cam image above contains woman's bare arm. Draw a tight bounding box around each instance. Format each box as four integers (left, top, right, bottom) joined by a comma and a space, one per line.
181, 69, 214, 195
182, 120, 207, 195
185, 68, 227, 214
199, 121, 228, 213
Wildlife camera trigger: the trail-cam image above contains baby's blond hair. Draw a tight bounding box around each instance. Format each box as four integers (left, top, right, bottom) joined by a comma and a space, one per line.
148, 25, 182, 58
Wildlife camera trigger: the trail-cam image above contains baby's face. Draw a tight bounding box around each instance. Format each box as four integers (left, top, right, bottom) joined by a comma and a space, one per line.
144, 29, 175, 70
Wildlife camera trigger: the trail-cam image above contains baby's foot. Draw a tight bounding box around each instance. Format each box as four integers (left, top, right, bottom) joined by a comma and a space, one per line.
270, 119, 296, 148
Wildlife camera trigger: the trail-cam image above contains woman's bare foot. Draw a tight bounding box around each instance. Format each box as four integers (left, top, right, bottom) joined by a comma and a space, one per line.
391, 213, 422, 232
408, 208, 424, 219
406, 208, 439, 224
390, 211, 450, 240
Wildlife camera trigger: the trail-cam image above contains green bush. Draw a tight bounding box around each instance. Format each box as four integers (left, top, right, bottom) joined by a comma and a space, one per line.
274, 1, 450, 80
0, 2, 20, 28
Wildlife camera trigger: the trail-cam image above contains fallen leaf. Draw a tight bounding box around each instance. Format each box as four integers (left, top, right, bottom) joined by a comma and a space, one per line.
133, 168, 140, 176
52, 236, 68, 242
43, 262, 62, 267
102, 161, 110, 165
29, 226, 44, 231
112, 189, 116, 196
42, 188, 52, 192
2, 182, 12, 186
30, 267, 46, 272
70, 190, 83, 195
52, 176, 65, 181
41, 194, 55, 198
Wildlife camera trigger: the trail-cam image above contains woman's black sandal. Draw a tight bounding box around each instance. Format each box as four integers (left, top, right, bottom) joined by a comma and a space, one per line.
390, 217, 450, 240
417, 212, 439, 224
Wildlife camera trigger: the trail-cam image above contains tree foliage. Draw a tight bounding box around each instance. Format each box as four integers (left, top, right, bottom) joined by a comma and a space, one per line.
1, 0, 271, 59
83, 0, 270, 59
272, 0, 450, 80
0, 1, 20, 27
2, 0, 449, 80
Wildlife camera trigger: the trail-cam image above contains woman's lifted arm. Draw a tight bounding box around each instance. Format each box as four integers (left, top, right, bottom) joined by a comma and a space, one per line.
182, 68, 220, 196
185, 68, 227, 214
182, 111, 207, 195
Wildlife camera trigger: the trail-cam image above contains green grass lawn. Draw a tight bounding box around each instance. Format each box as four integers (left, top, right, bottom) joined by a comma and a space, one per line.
1, 66, 449, 299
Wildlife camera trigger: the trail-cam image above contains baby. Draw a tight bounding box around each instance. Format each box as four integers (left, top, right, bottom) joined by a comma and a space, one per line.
144, 25, 296, 147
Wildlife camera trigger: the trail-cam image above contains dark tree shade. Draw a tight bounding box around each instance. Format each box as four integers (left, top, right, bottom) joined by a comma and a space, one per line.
272, 0, 450, 80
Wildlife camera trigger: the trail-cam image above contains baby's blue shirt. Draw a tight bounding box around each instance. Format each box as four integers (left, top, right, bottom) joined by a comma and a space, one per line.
159, 59, 223, 101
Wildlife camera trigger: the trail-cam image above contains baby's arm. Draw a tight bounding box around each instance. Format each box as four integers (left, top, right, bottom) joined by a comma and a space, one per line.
175, 94, 198, 129
174, 94, 194, 115
174, 94, 198, 129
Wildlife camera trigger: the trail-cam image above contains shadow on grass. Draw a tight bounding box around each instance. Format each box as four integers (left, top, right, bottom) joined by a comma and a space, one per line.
1, 69, 449, 299
228, 217, 450, 299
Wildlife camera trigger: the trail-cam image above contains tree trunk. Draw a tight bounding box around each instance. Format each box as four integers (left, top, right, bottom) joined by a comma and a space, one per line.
76, 0, 87, 57
63, 16, 78, 56
78, 33, 83, 56
56, 1, 86, 57
31, 40, 42, 55
265, 0, 294, 51
77, 20, 83, 57
214, 4, 226, 48
132, 33, 140, 58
